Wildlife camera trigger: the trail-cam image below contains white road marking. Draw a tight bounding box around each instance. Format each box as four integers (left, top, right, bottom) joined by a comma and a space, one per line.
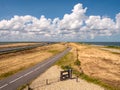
23, 70, 33, 76
33, 61, 53, 72
0, 84, 8, 89
34, 67, 40, 71
9, 76, 24, 84
0, 49, 70, 89
1, 58, 54, 89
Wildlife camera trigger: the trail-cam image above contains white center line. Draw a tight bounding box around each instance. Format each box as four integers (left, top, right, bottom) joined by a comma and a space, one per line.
23, 70, 33, 76
0, 49, 70, 89
9, 75, 24, 84
8, 60, 53, 86
0, 84, 8, 89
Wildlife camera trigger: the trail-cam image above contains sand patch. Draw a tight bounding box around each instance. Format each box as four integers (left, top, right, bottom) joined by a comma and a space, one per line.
27, 65, 104, 90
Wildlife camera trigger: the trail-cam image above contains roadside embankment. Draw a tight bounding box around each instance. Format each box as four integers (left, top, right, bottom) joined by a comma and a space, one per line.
20, 43, 120, 90
0, 43, 66, 80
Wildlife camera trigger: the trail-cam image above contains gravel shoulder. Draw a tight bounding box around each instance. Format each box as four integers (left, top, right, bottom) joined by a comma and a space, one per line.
26, 65, 104, 90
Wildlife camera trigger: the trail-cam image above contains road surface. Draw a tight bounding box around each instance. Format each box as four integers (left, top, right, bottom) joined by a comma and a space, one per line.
0, 43, 49, 55
0, 47, 71, 90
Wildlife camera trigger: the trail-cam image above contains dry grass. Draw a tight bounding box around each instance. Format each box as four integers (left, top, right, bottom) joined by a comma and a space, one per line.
69, 43, 120, 89
0, 43, 66, 80
21, 42, 120, 90
0, 43, 37, 49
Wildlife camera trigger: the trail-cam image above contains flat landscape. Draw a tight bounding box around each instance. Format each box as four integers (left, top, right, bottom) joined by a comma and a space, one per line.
27, 65, 104, 90
0, 42, 120, 90
69, 43, 120, 89
0, 0, 120, 90
24, 43, 120, 90
0, 43, 66, 80
0, 43, 37, 49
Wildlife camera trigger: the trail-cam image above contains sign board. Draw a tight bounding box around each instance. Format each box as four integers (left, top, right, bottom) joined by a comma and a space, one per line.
60, 69, 72, 81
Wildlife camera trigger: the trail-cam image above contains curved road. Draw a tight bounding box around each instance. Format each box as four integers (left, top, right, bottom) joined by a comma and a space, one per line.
0, 47, 71, 90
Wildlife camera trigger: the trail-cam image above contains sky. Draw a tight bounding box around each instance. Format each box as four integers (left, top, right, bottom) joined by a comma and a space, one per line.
0, 0, 120, 42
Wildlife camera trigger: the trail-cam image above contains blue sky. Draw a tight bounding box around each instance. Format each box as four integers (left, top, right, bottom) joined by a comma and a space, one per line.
0, 0, 120, 42
0, 0, 120, 20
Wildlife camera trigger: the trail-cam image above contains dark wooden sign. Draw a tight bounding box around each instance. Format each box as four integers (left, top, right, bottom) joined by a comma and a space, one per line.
60, 69, 72, 81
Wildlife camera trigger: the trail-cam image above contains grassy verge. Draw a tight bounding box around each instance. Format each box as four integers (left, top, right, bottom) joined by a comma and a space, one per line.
0, 67, 25, 79
17, 47, 67, 90
105, 46, 120, 49
72, 69, 118, 90
0, 44, 66, 80
55, 52, 75, 69
55, 52, 119, 90
48, 50, 61, 55
0, 63, 36, 80
17, 84, 28, 90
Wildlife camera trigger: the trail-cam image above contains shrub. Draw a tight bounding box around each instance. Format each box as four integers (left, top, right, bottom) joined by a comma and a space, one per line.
74, 60, 81, 66
61, 65, 72, 70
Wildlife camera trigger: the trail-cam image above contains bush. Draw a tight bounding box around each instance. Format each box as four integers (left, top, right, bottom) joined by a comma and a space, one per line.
61, 65, 72, 70
74, 60, 81, 66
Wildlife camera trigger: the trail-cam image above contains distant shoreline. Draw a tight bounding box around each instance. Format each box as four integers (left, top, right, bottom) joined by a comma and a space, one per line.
79, 42, 120, 46
0, 42, 120, 46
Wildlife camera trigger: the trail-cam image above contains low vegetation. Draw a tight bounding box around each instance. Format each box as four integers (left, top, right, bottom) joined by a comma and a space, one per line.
74, 59, 81, 67
0, 43, 37, 49
55, 52, 75, 69
0, 43, 66, 80
106, 45, 120, 49
55, 43, 120, 90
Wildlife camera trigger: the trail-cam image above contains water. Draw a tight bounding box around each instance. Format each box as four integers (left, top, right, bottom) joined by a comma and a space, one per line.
0, 42, 120, 46
80, 42, 120, 46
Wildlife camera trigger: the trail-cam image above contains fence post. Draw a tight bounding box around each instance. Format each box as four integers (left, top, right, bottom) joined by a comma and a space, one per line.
76, 76, 79, 82
46, 79, 49, 85
27, 84, 32, 90
69, 69, 72, 79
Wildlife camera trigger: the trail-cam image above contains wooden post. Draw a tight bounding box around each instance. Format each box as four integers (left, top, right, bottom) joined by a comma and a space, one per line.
46, 79, 48, 85
69, 69, 72, 79
27, 84, 32, 90
76, 76, 79, 82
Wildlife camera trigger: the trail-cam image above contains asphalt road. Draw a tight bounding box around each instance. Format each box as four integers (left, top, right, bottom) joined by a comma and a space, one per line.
0, 43, 48, 55
0, 47, 71, 90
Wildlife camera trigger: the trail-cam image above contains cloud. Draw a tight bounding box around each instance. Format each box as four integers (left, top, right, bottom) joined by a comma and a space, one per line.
0, 3, 120, 41
58, 3, 87, 30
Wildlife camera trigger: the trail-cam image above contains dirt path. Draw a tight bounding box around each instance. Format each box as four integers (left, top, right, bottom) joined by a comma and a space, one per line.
27, 65, 104, 90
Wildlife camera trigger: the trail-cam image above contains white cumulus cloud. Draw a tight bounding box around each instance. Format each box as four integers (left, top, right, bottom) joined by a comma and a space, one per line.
0, 3, 120, 41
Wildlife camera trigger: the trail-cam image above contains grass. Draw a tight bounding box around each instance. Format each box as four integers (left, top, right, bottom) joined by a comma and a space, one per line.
18, 84, 27, 90
0, 61, 38, 79
106, 46, 120, 49
72, 69, 119, 90
48, 50, 60, 54
55, 52, 75, 68
0, 44, 66, 80
0, 67, 25, 79
55, 51, 119, 90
